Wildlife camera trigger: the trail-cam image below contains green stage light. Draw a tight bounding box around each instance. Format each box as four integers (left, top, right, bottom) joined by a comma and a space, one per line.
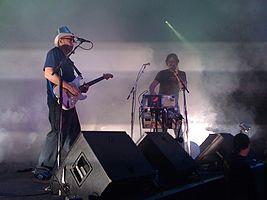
165, 20, 186, 42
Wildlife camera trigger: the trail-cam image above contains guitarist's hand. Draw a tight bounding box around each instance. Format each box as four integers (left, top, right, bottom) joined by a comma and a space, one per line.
80, 84, 90, 93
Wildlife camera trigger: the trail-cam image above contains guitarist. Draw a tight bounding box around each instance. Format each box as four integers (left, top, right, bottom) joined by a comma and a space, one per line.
33, 26, 88, 180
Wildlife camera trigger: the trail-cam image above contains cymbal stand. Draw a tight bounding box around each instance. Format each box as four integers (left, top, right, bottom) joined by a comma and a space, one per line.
127, 64, 148, 139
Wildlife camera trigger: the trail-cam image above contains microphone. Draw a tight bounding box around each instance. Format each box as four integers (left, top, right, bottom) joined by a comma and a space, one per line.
75, 36, 91, 43
143, 62, 150, 66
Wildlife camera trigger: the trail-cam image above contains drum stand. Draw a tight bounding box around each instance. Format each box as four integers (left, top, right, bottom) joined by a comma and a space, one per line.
141, 95, 183, 140
157, 108, 184, 143
152, 108, 166, 133
174, 115, 183, 143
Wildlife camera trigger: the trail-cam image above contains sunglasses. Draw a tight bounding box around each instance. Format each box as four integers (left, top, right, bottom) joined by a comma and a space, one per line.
61, 37, 75, 42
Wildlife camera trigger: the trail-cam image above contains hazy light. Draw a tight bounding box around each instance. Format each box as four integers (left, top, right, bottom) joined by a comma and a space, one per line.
165, 20, 187, 42
239, 122, 251, 133
188, 117, 212, 146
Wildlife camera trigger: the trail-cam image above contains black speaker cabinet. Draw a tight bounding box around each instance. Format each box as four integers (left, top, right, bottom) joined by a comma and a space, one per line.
53, 131, 156, 199
196, 133, 234, 164
137, 132, 195, 186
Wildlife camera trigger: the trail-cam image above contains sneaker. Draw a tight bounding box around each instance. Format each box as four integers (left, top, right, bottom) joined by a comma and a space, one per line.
32, 168, 52, 181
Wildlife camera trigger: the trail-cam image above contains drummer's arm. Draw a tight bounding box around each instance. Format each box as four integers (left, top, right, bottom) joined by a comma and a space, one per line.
149, 80, 159, 95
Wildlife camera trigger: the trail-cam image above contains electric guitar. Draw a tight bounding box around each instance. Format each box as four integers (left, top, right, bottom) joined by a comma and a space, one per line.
53, 73, 113, 110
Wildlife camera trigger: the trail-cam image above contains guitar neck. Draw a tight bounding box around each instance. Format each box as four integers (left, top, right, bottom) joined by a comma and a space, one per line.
81, 76, 105, 88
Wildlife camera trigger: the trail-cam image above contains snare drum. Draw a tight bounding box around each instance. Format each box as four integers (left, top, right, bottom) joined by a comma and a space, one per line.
140, 94, 181, 129
161, 95, 178, 109
141, 94, 162, 108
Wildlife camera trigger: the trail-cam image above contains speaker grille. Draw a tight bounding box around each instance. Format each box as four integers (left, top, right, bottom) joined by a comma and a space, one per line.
70, 152, 93, 187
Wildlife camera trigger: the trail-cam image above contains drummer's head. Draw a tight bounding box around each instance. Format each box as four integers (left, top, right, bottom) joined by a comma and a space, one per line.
165, 53, 179, 69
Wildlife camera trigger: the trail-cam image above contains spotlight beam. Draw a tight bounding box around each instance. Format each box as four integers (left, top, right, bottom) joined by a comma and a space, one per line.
165, 20, 186, 42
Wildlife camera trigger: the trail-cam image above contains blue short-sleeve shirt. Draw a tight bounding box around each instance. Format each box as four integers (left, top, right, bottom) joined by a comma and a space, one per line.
43, 47, 76, 103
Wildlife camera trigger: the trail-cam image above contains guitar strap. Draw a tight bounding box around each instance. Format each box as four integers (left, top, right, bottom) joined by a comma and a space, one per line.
66, 58, 83, 78
72, 65, 83, 79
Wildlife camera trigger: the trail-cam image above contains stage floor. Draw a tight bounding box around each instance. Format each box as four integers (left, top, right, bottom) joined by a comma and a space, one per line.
0, 171, 64, 200
0, 166, 225, 200
0, 162, 265, 200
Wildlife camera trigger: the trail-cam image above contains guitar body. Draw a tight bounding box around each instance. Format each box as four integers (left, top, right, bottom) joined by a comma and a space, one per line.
53, 77, 87, 110
53, 73, 113, 110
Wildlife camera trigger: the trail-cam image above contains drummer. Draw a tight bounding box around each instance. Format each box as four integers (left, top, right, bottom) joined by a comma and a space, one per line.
149, 53, 187, 141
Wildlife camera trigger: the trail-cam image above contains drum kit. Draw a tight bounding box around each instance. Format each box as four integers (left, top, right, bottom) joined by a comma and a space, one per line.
140, 94, 183, 132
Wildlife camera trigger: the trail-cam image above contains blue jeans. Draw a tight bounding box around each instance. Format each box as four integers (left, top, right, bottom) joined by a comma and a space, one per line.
36, 99, 81, 170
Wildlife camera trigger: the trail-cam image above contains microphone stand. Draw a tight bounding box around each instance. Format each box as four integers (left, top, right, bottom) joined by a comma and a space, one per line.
127, 64, 147, 139
176, 74, 190, 152
51, 41, 84, 195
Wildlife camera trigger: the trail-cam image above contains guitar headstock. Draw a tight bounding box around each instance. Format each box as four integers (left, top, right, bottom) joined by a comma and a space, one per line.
103, 73, 114, 80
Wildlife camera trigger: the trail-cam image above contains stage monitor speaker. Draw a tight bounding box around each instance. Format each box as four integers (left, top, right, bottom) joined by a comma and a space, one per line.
196, 133, 234, 164
53, 131, 156, 199
137, 132, 195, 186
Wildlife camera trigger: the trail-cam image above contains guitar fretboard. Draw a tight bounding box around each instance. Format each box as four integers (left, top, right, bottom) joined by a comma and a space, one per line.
78, 76, 105, 91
